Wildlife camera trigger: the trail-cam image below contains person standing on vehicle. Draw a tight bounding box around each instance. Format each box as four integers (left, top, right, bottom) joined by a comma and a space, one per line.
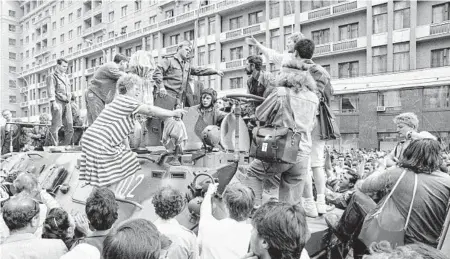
85, 54, 129, 125
154, 41, 224, 108
47, 58, 73, 146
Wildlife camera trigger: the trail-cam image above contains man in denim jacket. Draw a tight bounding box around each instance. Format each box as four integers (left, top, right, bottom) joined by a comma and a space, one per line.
239, 52, 319, 207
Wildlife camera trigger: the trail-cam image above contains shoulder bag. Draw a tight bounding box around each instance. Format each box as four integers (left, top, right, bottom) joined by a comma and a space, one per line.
317, 90, 341, 140
358, 170, 418, 248
249, 88, 301, 164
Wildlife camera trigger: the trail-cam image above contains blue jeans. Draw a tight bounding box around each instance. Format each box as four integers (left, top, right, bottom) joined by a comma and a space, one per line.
239, 155, 310, 206
50, 100, 73, 146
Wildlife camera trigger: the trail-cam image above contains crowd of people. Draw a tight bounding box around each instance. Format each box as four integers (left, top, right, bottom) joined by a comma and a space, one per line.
1, 23, 450, 259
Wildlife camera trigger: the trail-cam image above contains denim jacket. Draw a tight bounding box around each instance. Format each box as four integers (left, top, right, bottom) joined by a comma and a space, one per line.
255, 87, 319, 157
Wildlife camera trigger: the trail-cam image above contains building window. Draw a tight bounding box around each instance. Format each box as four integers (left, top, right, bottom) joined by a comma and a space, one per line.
52, 22, 57, 30
165, 10, 174, 19
432, 2, 450, 23
284, 25, 293, 50
249, 11, 263, 25
97, 35, 103, 43
373, 3, 388, 33
77, 8, 81, 17
60, 50, 64, 57
341, 95, 359, 113
9, 24, 16, 32
121, 5, 128, 17
77, 43, 82, 50
91, 59, 97, 68
270, 29, 281, 52
135, 45, 142, 51
393, 42, 410, 71
109, 31, 115, 38
184, 30, 194, 41
135, 0, 142, 11
60, 0, 64, 10
149, 15, 156, 24
69, 13, 73, 23
170, 34, 180, 45
378, 91, 402, 110
135, 21, 141, 29
9, 96, 17, 104
208, 17, 215, 35
9, 10, 16, 17
60, 34, 65, 42
424, 85, 450, 109
52, 54, 56, 60
394, 1, 410, 29
269, 0, 280, 19
77, 26, 82, 35
69, 30, 73, 40
249, 45, 260, 56
121, 26, 127, 34
198, 19, 206, 37
338, 61, 358, 78
230, 46, 243, 60
372, 46, 387, 74
311, 28, 330, 45
9, 38, 16, 46
9, 66, 16, 73
431, 48, 450, 67
26, 36, 29, 43
125, 48, 132, 56
109, 11, 114, 22
208, 44, 215, 64
198, 46, 206, 66
312, 0, 329, 9
9, 80, 17, 88
68, 47, 73, 53
230, 77, 243, 89
26, 50, 29, 58
208, 76, 216, 89
60, 17, 64, 27
284, 0, 295, 15
183, 3, 192, 12
9, 52, 16, 60
230, 16, 242, 30
339, 23, 358, 41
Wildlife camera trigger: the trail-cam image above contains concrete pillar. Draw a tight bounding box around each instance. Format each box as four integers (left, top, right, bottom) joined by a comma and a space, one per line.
265, 1, 270, 47
158, 31, 164, 63
295, 0, 301, 31
366, 4, 373, 75
215, 14, 221, 89
279, 0, 285, 50
409, 0, 417, 70
387, 0, 394, 73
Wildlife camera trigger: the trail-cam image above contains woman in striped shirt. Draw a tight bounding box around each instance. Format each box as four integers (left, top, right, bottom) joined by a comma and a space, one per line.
79, 73, 186, 188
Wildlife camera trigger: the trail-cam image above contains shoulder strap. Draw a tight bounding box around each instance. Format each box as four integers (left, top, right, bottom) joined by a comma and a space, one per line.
376, 170, 407, 214
284, 88, 297, 131
404, 173, 418, 229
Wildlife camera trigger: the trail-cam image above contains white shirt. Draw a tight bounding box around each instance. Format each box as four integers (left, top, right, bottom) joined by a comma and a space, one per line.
198, 217, 252, 259
154, 218, 199, 259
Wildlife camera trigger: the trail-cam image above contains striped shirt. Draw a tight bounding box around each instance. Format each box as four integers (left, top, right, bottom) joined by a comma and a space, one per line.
79, 94, 141, 187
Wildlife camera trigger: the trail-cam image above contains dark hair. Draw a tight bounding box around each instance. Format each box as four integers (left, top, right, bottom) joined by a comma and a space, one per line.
294, 39, 315, 59
103, 219, 162, 259
252, 202, 308, 259
2, 196, 40, 231
343, 167, 360, 184
70, 93, 76, 102
42, 207, 74, 249
223, 182, 255, 221
57, 58, 68, 65
398, 139, 443, 174
152, 186, 185, 220
365, 241, 424, 259
113, 53, 129, 64
247, 55, 263, 71
85, 188, 118, 231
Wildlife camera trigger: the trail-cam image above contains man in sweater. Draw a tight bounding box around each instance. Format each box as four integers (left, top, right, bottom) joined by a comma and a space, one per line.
85, 54, 129, 125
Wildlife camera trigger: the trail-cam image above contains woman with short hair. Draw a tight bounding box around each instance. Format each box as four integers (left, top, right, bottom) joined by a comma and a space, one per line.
79, 73, 186, 188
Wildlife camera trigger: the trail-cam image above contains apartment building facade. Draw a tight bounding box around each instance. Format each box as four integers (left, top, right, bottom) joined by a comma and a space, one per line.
5, 0, 450, 150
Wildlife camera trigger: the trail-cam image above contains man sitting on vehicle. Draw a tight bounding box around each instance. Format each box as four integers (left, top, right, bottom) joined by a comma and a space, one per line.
325, 167, 360, 209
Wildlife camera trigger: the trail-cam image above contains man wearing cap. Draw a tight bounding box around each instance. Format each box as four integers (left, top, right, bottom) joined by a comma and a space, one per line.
154, 41, 224, 108
85, 53, 129, 125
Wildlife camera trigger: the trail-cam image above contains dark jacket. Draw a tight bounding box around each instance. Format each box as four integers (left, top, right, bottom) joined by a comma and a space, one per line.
155, 54, 218, 97
47, 72, 70, 103
88, 62, 126, 104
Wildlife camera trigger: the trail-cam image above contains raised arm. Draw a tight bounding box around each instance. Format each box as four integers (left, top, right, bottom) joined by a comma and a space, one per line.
135, 104, 186, 118
245, 36, 284, 65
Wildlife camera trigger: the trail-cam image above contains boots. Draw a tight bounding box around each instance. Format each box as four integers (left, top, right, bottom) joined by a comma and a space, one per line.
316, 194, 327, 215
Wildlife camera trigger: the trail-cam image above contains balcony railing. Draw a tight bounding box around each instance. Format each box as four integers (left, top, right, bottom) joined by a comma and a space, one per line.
333, 1, 357, 14
84, 9, 92, 18
430, 21, 450, 35
315, 44, 331, 54
308, 7, 331, 19
176, 10, 195, 22
224, 59, 244, 69
159, 17, 175, 27
165, 45, 178, 55
20, 102, 28, 108
37, 82, 46, 88
333, 39, 358, 51
20, 87, 27, 94
143, 24, 157, 32
216, 0, 247, 10
223, 23, 263, 41
38, 98, 48, 104
128, 28, 142, 38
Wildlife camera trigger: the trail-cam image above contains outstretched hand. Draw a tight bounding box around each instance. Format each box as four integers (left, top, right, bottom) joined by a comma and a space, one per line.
245, 36, 258, 46
206, 182, 218, 196
172, 109, 187, 118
